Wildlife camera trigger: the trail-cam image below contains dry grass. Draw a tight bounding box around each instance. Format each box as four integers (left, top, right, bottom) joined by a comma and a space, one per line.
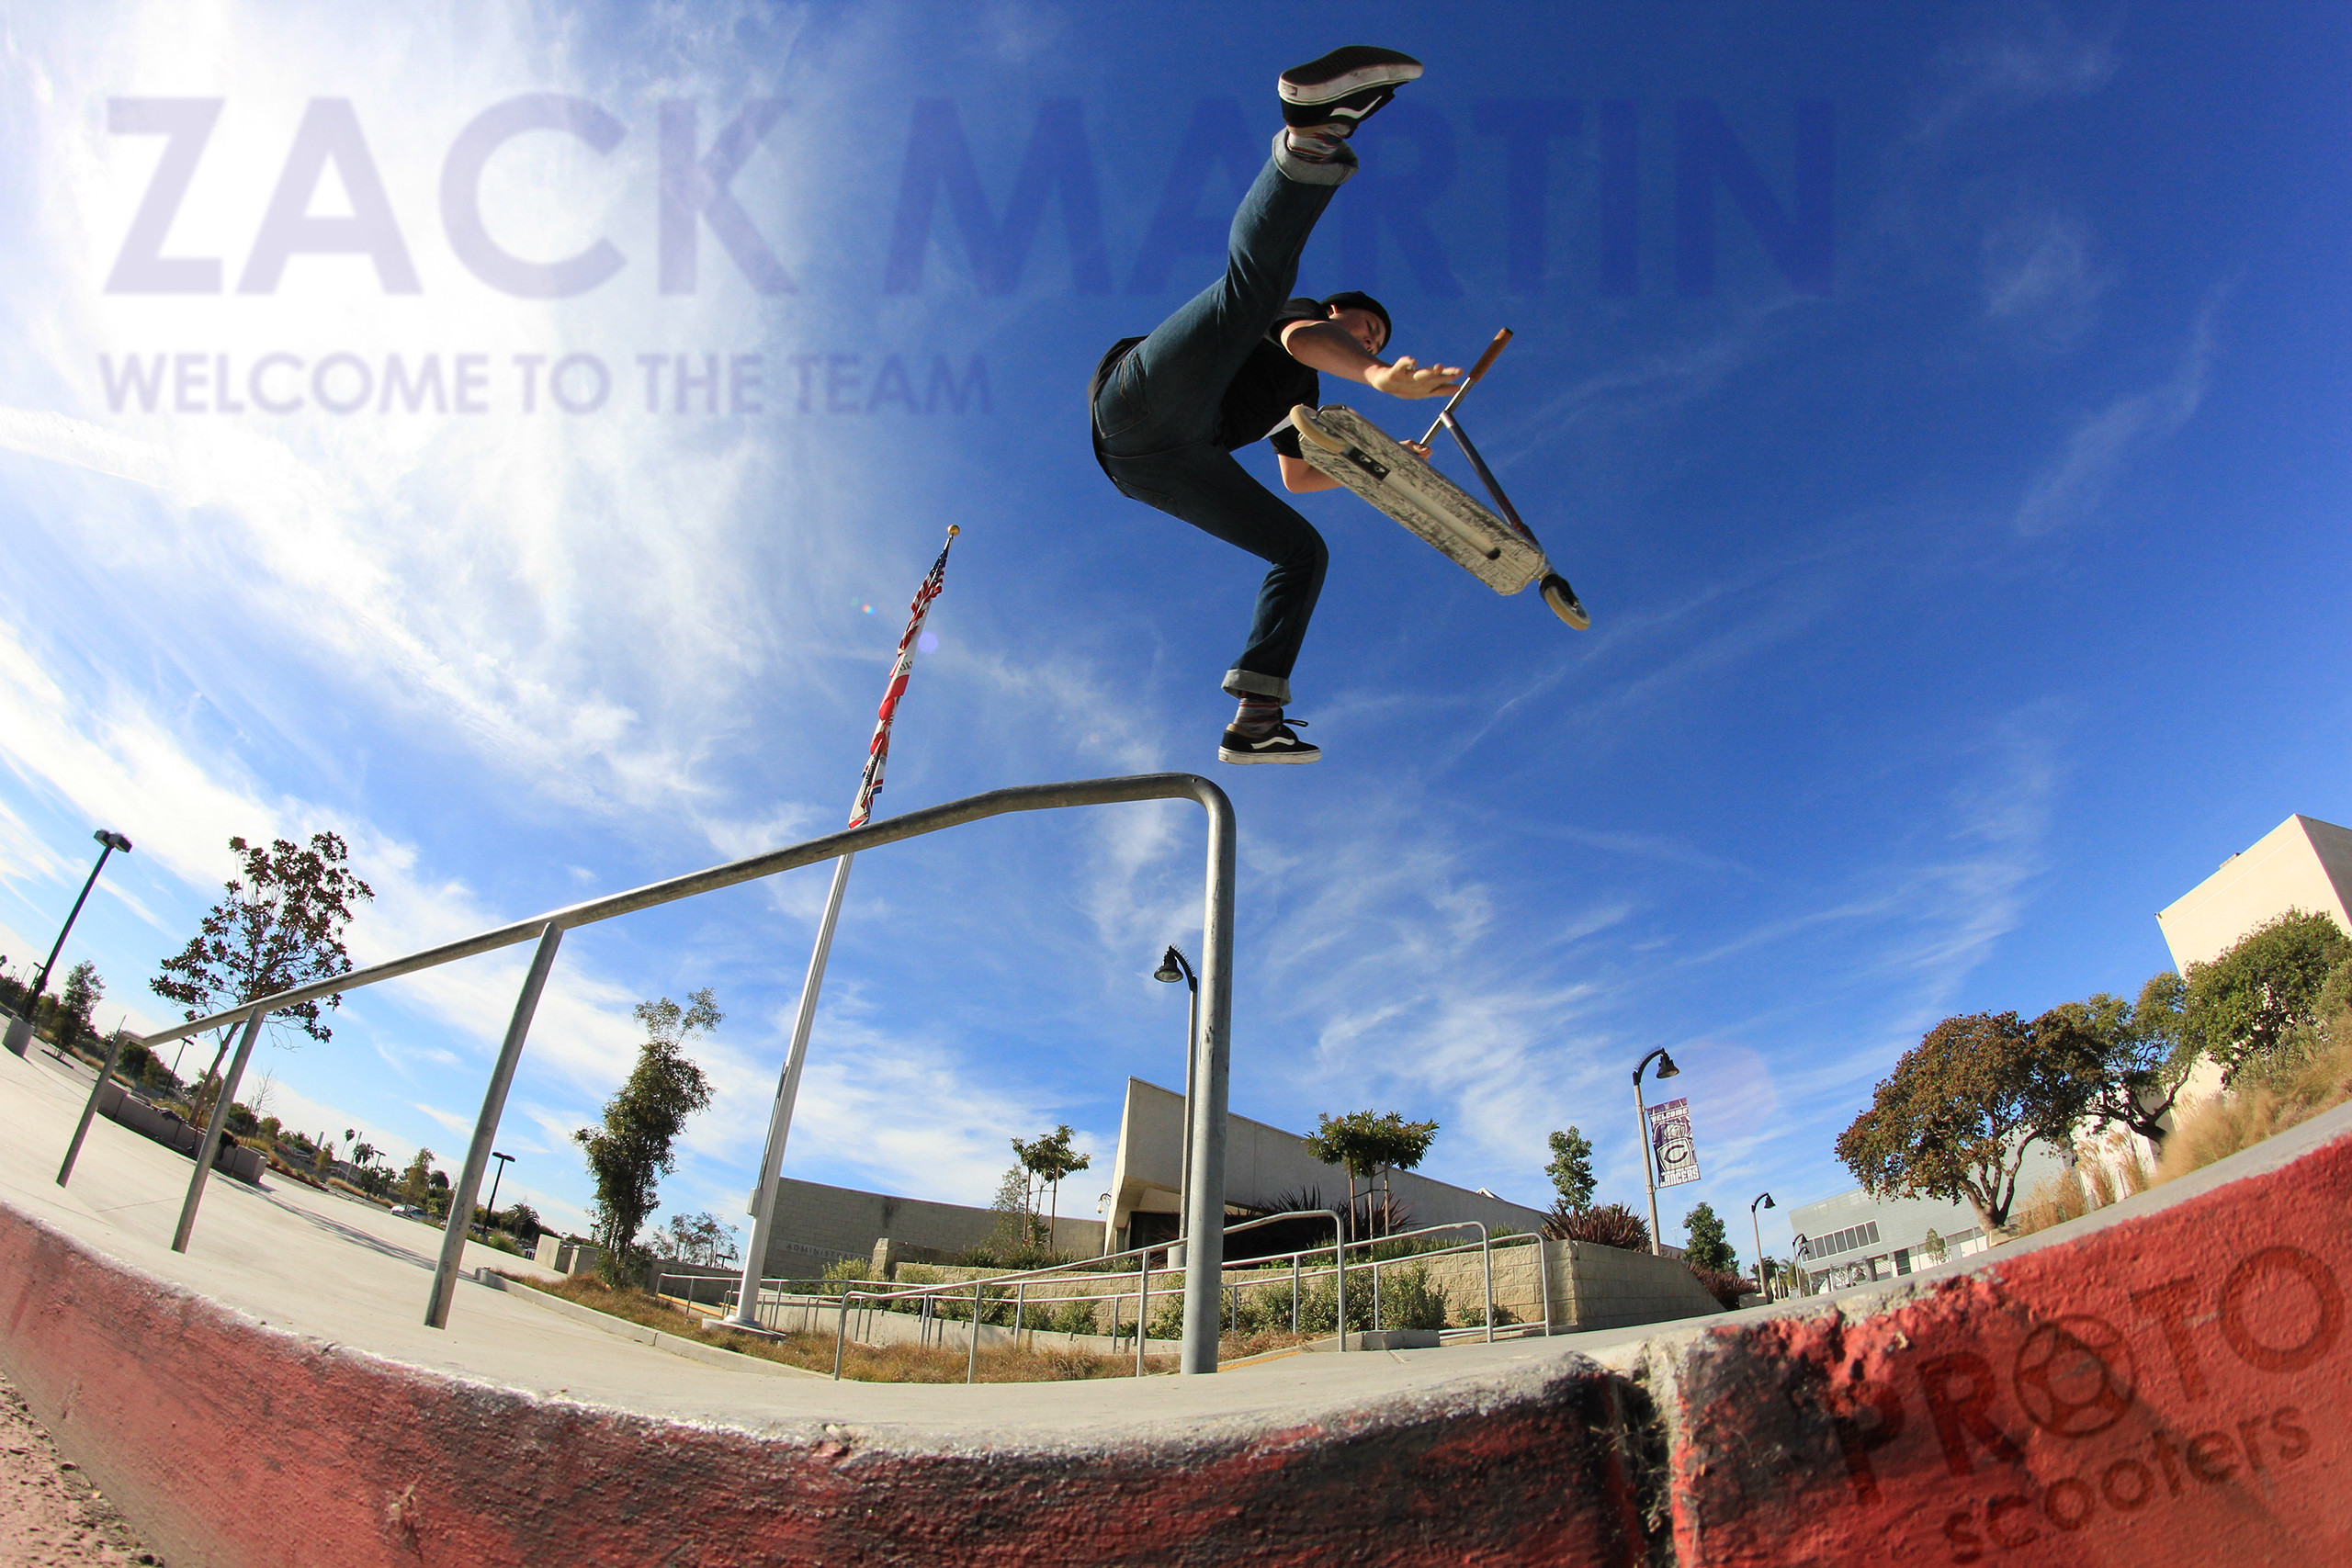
2007, 1133, 2159, 1241
1219, 1327, 1317, 1359
509, 1274, 1178, 1382
2154, 1030, 2352, 1186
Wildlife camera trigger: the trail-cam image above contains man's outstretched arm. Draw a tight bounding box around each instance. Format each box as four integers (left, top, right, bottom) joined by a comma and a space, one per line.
1279, 320, 1462, 399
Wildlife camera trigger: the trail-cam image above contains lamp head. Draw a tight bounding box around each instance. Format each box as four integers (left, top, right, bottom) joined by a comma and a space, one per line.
95, 829, 132, 853
1655, 1050, 1680, 1079
1152, 946, 1186, 984
1756, 1192, 1775, 1211
492, 1150, 512, 1163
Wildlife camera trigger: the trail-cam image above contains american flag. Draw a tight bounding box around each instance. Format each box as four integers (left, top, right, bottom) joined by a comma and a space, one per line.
848, 526, 959, 829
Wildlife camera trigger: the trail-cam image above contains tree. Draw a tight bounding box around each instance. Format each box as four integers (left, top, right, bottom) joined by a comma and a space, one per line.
1544, 1126, 1597, 1211
399, 1148, 436, 1208
2038, 972, 2201, 1149
1306, 1110, 1440, 1239
151, 832, 375, 1083
1011, 1124, 1092, 1243
312, 1140, 335, 1175
1835, 1010, 2105, 1235
2182, 910, 2350, 1083
574, 990, 719, 1283
989, 1163, 1042, 1248
246, 1069, 279, 1124
649, 1211, 740, 1268
1682, 1201, 1736, 1273
58, 961, 105, 1051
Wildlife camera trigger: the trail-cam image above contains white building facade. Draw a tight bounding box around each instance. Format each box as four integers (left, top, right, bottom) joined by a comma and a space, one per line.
1788, 811, 2352, 1290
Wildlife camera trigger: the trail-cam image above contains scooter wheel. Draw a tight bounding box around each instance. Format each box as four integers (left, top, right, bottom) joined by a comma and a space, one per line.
1540, 572, 1590, 629
1287, 404, 1346, 453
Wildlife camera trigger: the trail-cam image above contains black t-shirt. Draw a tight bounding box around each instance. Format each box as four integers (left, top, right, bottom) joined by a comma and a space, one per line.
1091, 298, 1329, 473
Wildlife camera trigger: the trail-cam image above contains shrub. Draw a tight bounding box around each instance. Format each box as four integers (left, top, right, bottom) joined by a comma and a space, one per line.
1687, 1264, 1747, 1310
1227, 1189, 1348, 1261
951, 1238, 1076, 1272
1544, 1201, 1651, 1251
2155, 1024, 2352, 1186
820, 1256, 873, 1296
1375, 1263, 1449, 1331
1044, 1297, 1103, 1337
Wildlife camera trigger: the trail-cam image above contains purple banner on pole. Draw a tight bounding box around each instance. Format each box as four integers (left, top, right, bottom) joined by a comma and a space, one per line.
1647, 1097, 1701, 1188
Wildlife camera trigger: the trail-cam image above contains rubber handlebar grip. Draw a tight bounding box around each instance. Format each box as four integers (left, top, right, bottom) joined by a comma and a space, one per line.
1462, 328, 1514, 388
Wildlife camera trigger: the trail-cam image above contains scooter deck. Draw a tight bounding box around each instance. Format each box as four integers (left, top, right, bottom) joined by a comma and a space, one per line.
1290, 405, 1547, 596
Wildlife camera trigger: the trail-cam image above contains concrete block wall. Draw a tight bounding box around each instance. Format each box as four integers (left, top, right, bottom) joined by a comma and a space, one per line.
850, 1238, 1720, 1341
93, 1081, 264, 1187
529, 1235, 603, 1275
759, 1176, 1102, 1277
1404, 1238, 1722, 1334
1550, 1239, 1724, 1331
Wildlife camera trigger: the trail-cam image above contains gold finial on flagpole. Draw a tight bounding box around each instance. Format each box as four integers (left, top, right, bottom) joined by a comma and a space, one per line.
946, 525, 959, 537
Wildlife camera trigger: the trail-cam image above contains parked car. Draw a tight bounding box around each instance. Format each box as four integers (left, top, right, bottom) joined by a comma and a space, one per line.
390, 1204, 424, 1219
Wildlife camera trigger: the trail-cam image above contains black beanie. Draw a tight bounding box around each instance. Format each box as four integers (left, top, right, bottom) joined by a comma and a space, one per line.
1320, 290, 1393, 348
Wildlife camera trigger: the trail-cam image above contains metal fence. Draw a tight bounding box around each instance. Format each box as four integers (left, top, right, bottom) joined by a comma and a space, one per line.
716, 1212, 1558, 1382
54, 773, 1241, 1374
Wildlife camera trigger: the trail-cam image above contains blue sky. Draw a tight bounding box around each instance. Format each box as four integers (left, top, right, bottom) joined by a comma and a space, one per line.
1, 2, 2346, 1258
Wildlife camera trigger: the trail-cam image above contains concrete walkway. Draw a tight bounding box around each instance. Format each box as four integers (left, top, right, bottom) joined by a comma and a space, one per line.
5, 1036, 2349, 1566
0, 1043, 1610, 1438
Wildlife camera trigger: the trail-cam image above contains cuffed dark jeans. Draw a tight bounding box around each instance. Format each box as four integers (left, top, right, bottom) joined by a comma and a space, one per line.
1094, 152, 1341, 705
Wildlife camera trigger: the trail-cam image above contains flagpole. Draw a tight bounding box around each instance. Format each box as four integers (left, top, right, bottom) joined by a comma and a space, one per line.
729, 849, 854, 1325
726, 526, 957, 1329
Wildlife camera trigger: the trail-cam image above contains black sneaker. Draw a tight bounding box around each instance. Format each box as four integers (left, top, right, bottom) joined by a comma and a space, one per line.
1279, 46, 1424, 132
1218, 716, 1321, 765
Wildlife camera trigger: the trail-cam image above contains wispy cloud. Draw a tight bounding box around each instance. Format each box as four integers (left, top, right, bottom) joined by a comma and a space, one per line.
1982, 207, 2109, 350
2014, 294, 2222, 536
1913, 9, 2119, 146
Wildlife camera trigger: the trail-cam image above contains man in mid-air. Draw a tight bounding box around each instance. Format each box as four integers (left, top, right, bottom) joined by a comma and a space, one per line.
1090, 45, 1461, 766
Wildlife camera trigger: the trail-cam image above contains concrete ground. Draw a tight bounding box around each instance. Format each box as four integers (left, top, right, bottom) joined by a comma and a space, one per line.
6, 1035, 2348, 1565
0, 1042, 1622, 1443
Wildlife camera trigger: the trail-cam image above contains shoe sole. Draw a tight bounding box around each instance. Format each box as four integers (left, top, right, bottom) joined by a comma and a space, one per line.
1218, 747, 1321, 765
1280, 47, 1424, 105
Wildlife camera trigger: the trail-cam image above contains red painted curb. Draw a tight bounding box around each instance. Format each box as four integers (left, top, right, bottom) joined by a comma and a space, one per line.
0, 1209, 1655, 1567
1664, 1124, 2352, 1565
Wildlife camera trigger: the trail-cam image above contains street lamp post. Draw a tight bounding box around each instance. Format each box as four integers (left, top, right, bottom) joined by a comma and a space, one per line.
6, 830, 132, 1058
1096, 1191, 1114, 1258
1630, 1047, 1681, 1258
483, 1151, 514, 1238
1152, 945, 1200, 1245
1750, 1191, 1776, 1300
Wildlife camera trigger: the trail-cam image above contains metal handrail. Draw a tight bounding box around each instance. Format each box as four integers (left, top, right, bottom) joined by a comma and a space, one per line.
802, 1210, 1333, 1380
819, 1209, 1359, 1380
63, 774, 1238, 1374
760, 1224, 1561, 1378
808, 1229, 1564, 1382
1340, 1220, 1495, 1344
